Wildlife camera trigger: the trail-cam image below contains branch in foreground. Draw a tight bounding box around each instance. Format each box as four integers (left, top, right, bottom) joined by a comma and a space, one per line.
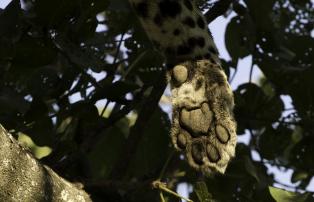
0, 125, 92, 202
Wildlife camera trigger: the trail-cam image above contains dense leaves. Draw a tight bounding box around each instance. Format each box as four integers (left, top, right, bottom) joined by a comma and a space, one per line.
0, 0, 314, 201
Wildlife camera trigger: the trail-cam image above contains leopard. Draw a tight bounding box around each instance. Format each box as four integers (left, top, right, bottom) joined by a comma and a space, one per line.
129, 0, 237, 174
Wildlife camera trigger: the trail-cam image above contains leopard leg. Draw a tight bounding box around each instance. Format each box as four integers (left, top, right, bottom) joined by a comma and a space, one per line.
129, 0, 237, 174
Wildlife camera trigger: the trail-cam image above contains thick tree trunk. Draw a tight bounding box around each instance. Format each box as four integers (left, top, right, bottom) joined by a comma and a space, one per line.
0, 125, 92, 202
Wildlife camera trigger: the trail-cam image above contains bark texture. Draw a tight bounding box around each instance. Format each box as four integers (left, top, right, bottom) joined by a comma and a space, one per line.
0, 125, 92, 202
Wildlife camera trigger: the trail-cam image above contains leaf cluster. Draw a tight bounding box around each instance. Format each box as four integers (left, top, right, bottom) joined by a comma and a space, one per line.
0, 0, 313, 201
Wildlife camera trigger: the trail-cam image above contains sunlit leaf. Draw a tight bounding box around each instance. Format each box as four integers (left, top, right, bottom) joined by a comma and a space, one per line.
269, 186, 309, 202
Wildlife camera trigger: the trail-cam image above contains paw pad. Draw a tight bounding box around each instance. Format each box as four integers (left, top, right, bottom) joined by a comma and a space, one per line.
191, 141, 205, 165
177, 131, 188, 149
169, 60, 237, 174
206, 143, 220, 162
173, 65, 188, 84
180, 103, 213, 136
215, 125, 230, 144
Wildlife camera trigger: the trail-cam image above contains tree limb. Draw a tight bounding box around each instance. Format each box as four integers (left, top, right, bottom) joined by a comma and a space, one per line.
205, 0, 234, 23
0, 125, 92, 202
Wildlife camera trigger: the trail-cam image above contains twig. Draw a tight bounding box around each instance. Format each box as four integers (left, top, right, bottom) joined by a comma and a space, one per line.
113, 33, 125, 65
159, 191, 166, 202
99, 100, 111, 117
229, 67, 238, 84
249, 64, 254, 83
152, 180, 193, 202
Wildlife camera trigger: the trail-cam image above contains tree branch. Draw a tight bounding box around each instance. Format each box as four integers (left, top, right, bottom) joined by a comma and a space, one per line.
204, 0, 234, 23
0, 125, 91, 201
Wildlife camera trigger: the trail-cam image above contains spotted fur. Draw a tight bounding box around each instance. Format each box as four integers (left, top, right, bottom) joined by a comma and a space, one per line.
129, 0, 237, 174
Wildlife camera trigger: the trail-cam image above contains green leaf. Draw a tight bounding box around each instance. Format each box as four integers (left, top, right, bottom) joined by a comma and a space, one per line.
33, 0, 81, 26
225, 16, 256, 59
13, 37, 56, 68
24, 116, 54, 146
194, 181, 215, 202
110, 80, 140, 98
0, 0, 21, 38
289, 136, 314, 174
259, 125, 293, 160
0, 88, 30, 114
243, 156, 260, 182
291, 171, 308, 183
88, 117, 129, 178
92, 80, 140, 103
0, 0, 22, 59
269, 186, 309, 202
243, 0, 276, 31
278, 46, 296, 62
53, 35, 107, 73
27, 66, 60, 98
234, 83, 284, 131
126, 49, 164, 78
69, 101, 100, 121
291, 126, 303, 144
127, 107, 171, 177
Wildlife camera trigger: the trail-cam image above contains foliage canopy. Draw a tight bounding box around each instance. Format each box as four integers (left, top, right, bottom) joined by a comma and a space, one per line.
0, 0, 313, 201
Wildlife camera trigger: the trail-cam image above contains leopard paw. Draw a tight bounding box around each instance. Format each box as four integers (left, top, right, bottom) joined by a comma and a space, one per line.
168, 60, 237, 174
